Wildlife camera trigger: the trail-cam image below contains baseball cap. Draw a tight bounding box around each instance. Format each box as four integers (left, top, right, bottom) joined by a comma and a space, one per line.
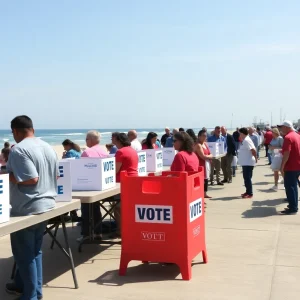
278, 120, 294, 128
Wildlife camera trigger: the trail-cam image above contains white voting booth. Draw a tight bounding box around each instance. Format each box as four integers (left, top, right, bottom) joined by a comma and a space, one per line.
0, 174, 10, 224
145, 149, 163, 172
207, 142, 225, 157
137, 151, 147, 176
56, 161, 72, 202
68, 157, 116, 191
162, 148, 177, 166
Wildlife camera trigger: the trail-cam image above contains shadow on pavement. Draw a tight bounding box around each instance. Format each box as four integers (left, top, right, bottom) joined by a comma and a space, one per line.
211, 196, 241, 201
253, 182, 270, 186
252, 199, 284, 207
242, 207, 278, 218
89, 263, 182, 286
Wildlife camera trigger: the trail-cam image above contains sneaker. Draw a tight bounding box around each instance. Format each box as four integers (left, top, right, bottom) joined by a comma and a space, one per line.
76, 236, 88, 243
241, 193, 247, 197
270, 185, 278, 191
242, 194, 253, 199
217, 182, 224, 186
5, 283, 22, 296
76, 234, 102, 243
281, 209, 297, 215
221, 179, 228, 183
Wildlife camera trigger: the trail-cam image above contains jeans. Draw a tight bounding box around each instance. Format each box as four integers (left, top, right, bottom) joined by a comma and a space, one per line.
265, 144, 269, 157
81, 203, 102, 236
232, 166, 236, 176
11, 222, 47, 300
242, 166, 254, 195
257, 147, 260, 159
284, 171, 300, 212
267, 152, 272, 164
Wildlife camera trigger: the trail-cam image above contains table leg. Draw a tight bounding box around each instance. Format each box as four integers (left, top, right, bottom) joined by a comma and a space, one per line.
50, 223, 60, 250
60, 215, 79, 289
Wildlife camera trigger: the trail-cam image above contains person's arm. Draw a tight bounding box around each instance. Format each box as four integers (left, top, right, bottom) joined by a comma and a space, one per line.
246, 139, 257, 162
281, 138, 291, 176
194, 144, 212, 160
6, 151, 39, 185
115, 151, 123, 175
9, 173, 38, 185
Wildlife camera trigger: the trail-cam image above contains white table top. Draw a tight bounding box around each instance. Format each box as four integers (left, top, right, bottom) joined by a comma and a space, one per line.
72, 184, 121, 203
0, 199, 81, 237
72, 167, 171, 203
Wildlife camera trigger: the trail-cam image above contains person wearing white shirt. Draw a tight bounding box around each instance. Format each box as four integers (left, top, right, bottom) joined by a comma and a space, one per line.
128, 130, 142, 151
238, 127, 257, 199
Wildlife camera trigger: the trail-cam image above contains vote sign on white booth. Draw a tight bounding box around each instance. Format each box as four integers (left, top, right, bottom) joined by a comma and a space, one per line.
137, 152, 147, 176
71, 157, 116, 191
145, 149, 163, 172
207, 142, 225, 157
0, 174, 10, 224
56, 161, 72, 202
162, 148, 178, 166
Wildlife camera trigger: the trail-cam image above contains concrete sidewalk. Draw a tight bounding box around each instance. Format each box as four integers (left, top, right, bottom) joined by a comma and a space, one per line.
1, 157, 299, 300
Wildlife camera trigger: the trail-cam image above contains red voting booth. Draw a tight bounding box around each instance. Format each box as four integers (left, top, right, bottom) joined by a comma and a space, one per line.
119, 168, 207, 280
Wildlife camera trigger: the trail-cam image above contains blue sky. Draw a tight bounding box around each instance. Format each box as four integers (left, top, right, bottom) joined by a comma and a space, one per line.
1, 0, 300, 129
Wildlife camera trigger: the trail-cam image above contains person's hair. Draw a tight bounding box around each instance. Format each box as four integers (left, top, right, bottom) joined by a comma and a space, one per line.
11, 115, 33, 132
128, 130, 137, 139
4, 142, 10, 148
272, 128, 280, 137
186, 129, 197, 143
112, 132, 119, 138
198, 129, 207, 137
86, 130, 100, 143
174, 132, 194, 153
1, 148, 10, 162
115, 133, 131, 147
179, 128, 185, 132
215, 126, 221, 130
239, 127, 249, 135
202, 127, 207, 132
105, 143, 114, 151
143, 132, 158, 149
62, 139, 81, 152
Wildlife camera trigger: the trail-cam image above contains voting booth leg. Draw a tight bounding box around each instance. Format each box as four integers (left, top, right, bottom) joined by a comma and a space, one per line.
179, 260, 192, 280
202, 249, 208, 263
119, 255, 131, 276
60, 216, 79, 289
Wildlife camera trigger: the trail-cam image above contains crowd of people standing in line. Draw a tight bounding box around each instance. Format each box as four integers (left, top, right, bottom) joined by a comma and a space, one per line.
1, 115, 300, 300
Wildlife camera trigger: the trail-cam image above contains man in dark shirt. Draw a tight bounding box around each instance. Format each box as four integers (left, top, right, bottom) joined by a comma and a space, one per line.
161, 127, 172, 147
233, 128, 240, 152
221, 126, 237, 183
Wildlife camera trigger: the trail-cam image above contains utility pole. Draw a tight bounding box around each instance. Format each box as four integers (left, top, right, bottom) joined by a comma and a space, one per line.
271, 112, 273, 126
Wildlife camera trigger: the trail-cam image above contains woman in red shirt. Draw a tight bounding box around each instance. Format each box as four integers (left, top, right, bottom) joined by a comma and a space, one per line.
171, 132, 199, 172
114, 133, 138, 237
142, 132, 159, 150
195, 129, 213, 198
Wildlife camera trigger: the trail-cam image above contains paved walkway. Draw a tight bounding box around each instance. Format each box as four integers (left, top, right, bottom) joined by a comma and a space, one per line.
1, 157, 299, 300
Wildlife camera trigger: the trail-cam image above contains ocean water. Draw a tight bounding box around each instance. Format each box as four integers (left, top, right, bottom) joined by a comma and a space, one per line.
0, 128, 212, 146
